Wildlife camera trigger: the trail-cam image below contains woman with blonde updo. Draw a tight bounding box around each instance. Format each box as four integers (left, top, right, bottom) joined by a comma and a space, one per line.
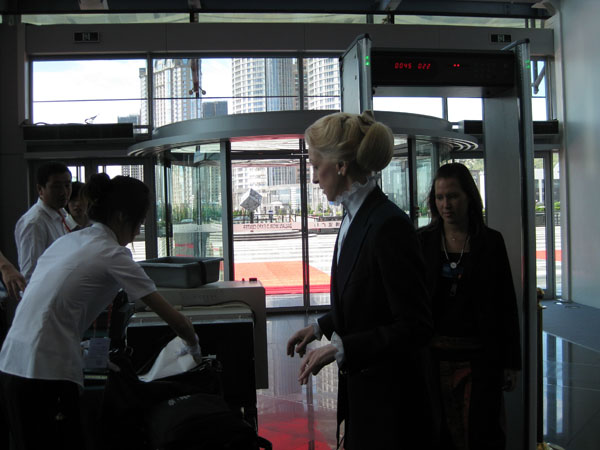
287, 111, 437, 449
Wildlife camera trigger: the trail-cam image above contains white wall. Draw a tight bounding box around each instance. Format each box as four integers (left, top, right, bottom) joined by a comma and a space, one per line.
558, 0, 600, 308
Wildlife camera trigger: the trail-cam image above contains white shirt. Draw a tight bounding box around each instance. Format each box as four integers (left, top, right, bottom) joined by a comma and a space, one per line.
0, 222, 156, 386
14, 198, 70, 281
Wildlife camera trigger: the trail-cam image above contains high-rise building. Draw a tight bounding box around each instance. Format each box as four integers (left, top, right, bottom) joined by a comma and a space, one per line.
151, 58, 203, 128
139, 67, 148, 125
305, 58, 341, 111
232, 58, 298, 114
117, 114, 140, 125
202, 101, 228, 118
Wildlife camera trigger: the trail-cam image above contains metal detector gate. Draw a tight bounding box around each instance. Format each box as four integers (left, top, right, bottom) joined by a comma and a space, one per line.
340, 34, 537, 450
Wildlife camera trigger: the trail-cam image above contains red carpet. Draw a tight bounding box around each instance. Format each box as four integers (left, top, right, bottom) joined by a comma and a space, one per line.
234, 261, 330, 295
258, 417, 332, 450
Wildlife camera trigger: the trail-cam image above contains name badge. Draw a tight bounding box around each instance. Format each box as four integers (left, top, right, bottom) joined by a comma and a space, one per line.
84, 337, 111, 370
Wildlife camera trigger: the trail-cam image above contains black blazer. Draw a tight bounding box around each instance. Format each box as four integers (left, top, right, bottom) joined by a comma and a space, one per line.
417, 224, 522, 371
318, 187, 437, 449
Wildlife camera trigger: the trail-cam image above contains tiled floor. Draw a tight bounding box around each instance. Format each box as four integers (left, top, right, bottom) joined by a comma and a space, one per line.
542, 332, 600, 450
256, 314, 600, 450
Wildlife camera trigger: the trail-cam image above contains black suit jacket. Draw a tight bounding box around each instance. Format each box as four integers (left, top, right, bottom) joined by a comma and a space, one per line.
417, 224, 522, 371
318, 187, 437, 449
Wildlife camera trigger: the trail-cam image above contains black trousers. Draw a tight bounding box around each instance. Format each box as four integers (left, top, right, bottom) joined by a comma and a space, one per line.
0, 372, 83, 450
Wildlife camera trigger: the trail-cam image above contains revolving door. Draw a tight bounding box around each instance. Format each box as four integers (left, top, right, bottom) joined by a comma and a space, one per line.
128, 110, 477, 310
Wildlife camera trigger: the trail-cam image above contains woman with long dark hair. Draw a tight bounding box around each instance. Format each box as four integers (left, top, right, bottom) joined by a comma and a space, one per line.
418, 162, 522, 450
0, 173, 201, 450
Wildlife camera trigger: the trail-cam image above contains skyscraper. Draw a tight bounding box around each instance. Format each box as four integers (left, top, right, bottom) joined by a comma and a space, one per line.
151, 58, 203, 127
231, 58, 299, 114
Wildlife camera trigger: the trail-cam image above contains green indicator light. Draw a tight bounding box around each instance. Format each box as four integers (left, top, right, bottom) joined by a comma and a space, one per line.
365, 55, 370, 66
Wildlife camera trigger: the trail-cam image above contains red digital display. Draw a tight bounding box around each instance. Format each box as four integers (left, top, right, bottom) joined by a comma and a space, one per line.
393, 61, 433, 70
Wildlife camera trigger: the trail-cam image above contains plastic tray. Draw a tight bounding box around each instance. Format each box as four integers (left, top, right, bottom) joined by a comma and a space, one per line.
138, 256, 223, 288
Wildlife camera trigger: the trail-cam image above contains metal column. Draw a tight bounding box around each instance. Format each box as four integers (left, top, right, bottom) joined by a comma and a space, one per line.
483, 40, 536, 450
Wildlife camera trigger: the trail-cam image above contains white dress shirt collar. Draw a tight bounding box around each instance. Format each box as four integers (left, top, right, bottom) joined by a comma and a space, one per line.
37, 198, 68, 221
336, 176, 378, 262
339, 176, 378, 223
91, 221, 119, 245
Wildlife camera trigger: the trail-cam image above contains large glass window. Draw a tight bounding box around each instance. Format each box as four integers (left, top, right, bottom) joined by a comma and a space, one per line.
32, 59, 148, 131
447, 98, 483, 122
532, 58, 549, 121
304, 58, 341, 111
97, 163, 147, 261
22, 13, 367, 26
373, 97, 444, 117
151, 57, 306, 128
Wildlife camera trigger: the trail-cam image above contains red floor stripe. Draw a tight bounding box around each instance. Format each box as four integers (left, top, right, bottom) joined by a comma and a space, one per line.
536, 250, 562, 261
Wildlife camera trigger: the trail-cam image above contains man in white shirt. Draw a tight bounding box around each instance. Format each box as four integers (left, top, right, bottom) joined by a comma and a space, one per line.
14, 162, 72, 282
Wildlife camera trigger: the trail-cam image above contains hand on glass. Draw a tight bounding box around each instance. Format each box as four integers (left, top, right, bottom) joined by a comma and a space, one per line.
298, 344, 337, 385
286, 325, 316, 358
502, 369, 519, 392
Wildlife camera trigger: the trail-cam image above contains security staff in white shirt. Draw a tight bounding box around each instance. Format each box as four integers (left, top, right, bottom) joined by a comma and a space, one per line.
0, 173, 201, 450
14, 161, 73, 283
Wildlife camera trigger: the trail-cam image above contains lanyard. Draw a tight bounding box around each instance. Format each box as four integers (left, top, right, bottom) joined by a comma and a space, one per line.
59, 212, 72, 233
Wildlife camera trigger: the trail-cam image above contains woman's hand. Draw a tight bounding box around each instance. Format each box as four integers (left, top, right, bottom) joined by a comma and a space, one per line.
503, 369, 519, 391
287, 325, 316, 358
179, 333, 203, 364
298, 344, 337, 385
0, 262, 26, 300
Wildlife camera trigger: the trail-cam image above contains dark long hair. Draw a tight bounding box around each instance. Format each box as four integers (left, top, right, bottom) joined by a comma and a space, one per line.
82, 173, 149, 234
427, 163, 485, 234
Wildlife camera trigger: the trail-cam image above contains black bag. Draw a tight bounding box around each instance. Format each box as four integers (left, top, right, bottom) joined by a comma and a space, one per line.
145, 392, 272, 450
100, 351, 224, 449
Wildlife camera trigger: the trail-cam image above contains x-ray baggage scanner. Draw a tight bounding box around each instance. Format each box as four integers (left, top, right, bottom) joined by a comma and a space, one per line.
340, 34, 537, 450
127, 280, 267, 426
130, 280, 267, 389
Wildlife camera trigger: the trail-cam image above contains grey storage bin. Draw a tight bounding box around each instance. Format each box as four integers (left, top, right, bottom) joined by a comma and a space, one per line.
138, 257, 223, 288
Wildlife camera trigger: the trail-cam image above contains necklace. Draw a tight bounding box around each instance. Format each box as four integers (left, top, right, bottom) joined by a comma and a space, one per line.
442, 232, 469, 269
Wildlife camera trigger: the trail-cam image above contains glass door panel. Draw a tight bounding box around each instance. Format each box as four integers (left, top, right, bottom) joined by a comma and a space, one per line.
155, 156, 169, 257
97, 163, 146, 261
416, 140, 435, 228
381, 137, 410, 215
553, 153, 562, 297
534, 157, 548, 292
231, 159, 304, 308
451, 158, 486, 211
307, 160, 342, 307
168, 145, 224, 272
66, 165, 86, 183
